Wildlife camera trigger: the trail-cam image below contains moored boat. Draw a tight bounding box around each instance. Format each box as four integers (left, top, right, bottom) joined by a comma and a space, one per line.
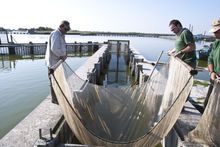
196, 45, 212, 61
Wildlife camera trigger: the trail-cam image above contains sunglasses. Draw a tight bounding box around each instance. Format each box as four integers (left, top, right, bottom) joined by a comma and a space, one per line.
64, 26, 70, 31
170, 26, 177, 32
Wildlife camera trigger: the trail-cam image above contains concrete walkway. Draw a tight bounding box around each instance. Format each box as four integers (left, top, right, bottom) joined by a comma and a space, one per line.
0, 96, 62, 147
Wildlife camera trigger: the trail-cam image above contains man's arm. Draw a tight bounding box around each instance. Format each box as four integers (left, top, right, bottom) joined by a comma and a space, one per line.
208, 64, 218, 81
181, 43, 195, 53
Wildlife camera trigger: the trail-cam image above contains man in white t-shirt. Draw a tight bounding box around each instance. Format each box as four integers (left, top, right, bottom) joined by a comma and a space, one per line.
45, 20, 71, 104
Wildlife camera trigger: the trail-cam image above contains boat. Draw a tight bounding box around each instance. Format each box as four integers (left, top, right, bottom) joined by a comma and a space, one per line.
196, 45, 212, 61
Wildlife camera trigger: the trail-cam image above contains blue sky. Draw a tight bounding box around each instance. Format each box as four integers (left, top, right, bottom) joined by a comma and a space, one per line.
1, 0, 219, 34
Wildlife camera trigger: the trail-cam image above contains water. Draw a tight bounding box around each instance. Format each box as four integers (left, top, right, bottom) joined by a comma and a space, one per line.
0, 34, 211, 139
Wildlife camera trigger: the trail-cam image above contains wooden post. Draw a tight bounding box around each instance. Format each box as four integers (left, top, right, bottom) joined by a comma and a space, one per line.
99, 57, 103, 71
79, 43, 82, 53
88, 41, 92, 52
126, 44, 130, 64
8, 45, 15, 55
93, 44, 99, 52
95, 63, 100, 80
29, 42, 34, 54
90, 71, 96, 84
137, 64, 143, 85
74, 41, 77, 55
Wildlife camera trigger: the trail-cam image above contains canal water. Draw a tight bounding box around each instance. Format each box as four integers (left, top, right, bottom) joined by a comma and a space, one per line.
0, 34, 210, 139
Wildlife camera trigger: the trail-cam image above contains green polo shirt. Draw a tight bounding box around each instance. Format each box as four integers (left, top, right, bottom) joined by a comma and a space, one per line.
175, 28, 197, 65
208, 40, 220, 75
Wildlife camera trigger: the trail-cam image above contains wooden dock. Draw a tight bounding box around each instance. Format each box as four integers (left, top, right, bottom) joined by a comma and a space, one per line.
0, 42, 102, 55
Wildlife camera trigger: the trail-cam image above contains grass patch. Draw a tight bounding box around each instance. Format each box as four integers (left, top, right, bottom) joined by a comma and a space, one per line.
193, 80, 209, 87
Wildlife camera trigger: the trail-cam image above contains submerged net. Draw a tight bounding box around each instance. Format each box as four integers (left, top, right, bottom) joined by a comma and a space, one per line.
189, 81, 220, 147
51, 50, 194, 146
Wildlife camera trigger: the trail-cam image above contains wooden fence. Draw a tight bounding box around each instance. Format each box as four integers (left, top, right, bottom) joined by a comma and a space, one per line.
0, 42, 103, 55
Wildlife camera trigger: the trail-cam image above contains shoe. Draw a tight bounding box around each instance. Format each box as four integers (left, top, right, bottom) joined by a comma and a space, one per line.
52, 99, 59, 105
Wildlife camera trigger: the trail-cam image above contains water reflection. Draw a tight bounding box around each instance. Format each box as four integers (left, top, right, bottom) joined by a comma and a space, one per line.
0, 55, 45, 71
0, 50, 94, 72
0, 53, 89, 139
0, 55, 15, 70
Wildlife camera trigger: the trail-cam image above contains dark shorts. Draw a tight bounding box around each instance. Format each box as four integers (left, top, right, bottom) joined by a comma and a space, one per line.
48, 68, 58, 104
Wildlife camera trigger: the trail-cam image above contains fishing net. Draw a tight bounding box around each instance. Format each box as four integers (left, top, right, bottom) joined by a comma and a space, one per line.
51, 43, 194, 146
189, 81, 220, 147
0, 29, 8, 43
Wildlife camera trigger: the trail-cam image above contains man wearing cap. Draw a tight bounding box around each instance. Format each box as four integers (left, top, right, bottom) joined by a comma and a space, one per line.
168, 19, 197, 68
204, 18, 220, 110
45, 20, 71, 104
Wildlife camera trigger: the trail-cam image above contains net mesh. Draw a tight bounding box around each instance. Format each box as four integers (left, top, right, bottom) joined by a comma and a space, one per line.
189, 82, 220, 147
51, 46, 194, 146
0, 30, 8, 43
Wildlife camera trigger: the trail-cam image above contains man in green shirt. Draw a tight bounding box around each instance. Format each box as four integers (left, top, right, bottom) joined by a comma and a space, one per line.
168, 19, 197, 68
168, 19, 197, 112
204, 18, 220, 109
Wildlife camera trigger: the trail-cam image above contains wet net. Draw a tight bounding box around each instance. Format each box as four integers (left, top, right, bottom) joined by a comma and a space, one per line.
51, 48, 194, 146
189, 81, 220, 147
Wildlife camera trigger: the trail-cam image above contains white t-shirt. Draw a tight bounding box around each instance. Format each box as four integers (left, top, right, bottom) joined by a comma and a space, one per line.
45, 29, 66, 69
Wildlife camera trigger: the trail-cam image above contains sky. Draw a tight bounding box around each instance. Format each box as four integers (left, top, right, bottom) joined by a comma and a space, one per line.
1, 0, 219, 35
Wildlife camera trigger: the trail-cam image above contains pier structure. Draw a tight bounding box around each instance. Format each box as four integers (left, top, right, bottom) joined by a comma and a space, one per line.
128, 48, 153, 84
0, 42, 102, 56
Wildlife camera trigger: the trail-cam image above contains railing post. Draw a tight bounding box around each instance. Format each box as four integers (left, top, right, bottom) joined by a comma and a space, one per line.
88, 41, 92, 52
79, 43, 82, 53
8, 44, 15, 55
93, 44, 99, 52
29, 41, 34, 54
74, 41, 77, 54
95, 63, 100, 80
137, 64, 143, 85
